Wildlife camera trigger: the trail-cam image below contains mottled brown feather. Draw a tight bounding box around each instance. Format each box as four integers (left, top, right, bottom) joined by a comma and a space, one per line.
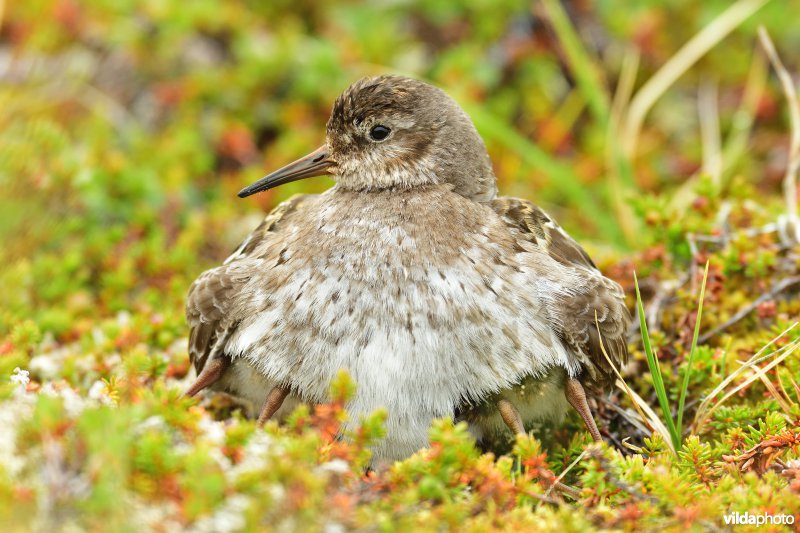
490, 197, 630, 390
186, 195, 311, 373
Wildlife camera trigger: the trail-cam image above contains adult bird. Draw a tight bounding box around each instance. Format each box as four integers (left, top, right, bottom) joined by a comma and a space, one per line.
184, 75, 630, 461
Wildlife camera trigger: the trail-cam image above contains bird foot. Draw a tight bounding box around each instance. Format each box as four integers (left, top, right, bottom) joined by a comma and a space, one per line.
257, 386, 290, 426
564, 378, 602, 442
497, 398, 526, 435
182, 357, 230, 398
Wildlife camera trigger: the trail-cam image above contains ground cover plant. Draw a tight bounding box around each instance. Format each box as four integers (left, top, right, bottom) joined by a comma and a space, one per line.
1, 0, 799, 530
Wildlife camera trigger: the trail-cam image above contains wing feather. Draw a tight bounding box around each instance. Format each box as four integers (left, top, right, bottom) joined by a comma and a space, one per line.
491, 197, 630, 389
186, 194, 311, 373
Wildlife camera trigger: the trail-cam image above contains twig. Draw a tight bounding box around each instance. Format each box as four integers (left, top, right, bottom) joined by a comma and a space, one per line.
685, 218, 797, 251
627, 277, 685, 343
520, 489, 562, 505
545, 449, 587, 498
758, 27, 800, 244
698, 276, 800, 343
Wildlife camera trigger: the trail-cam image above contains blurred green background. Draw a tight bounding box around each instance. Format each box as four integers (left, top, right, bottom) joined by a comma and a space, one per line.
1, 0, 798, 338
3, 2, 800, 529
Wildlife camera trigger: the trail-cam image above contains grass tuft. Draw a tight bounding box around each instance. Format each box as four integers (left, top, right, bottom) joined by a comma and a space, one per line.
634, 271, 681, 451
676, 260, 710, 439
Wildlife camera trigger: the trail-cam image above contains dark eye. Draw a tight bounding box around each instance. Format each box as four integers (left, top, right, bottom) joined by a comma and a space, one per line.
369, 125, 391, 141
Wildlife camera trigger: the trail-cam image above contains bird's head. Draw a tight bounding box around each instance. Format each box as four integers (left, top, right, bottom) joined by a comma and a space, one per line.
238, 75, 497, 202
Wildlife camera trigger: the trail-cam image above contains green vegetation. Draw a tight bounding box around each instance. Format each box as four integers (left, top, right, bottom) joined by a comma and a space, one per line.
2, 0, 799, 530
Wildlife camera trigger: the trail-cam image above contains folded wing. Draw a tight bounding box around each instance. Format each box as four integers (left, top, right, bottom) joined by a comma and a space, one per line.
186, 195, 311, 374
491, 197, 630, 390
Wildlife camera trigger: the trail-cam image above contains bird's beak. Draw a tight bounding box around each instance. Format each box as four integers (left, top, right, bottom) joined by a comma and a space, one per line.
238, 145, 335, 198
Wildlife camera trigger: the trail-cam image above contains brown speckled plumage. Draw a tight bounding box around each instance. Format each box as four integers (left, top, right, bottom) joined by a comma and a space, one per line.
185, 75, 630, 461
489, 197, 629, 390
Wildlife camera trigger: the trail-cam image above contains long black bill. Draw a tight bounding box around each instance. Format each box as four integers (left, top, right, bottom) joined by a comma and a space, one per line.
238, 145, 335, 198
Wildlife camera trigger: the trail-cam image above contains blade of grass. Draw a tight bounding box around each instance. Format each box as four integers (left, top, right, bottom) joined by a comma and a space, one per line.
756, 368, 793, 414
668, 45, 767, 212
787, 373, 800, 402
603, 401, 654, 441
775, 370, 796, 408
789, 373, 800, 397
530, 89, 587, 154
721, 44, 767, 181
634, 271, 681, 450
676, 260, 710, 437
621, 0, 770, 158
698, 82, 722, 189
550, 89, 588, 147
696, 337, 800, 430
617, 382, 676, 453
539, 0, 609, 124
606, 46, 641, 245
594, 310, 675, 451
692, 322, 799, 431
539, 0, 640, 245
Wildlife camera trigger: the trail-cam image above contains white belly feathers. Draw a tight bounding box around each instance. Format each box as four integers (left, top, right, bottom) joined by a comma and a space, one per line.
224, 186, 578, 460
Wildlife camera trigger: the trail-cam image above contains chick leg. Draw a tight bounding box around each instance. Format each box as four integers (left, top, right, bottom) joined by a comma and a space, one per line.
565, 378, 602, 442
497, 398, 581, 500
257, 386, 290, 426
498, 399, 526, 435
183, 357, 230, 398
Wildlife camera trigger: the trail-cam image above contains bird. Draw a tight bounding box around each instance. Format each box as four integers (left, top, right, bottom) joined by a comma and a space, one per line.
183, 75, 630, 462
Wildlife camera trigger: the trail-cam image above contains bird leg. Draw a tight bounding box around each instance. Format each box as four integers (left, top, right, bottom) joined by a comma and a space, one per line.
564, 378, 602, 442
182, 357, 230, 398
257, 386, 290, 426
497, 398, 581, 499
498, 399, 526, 435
